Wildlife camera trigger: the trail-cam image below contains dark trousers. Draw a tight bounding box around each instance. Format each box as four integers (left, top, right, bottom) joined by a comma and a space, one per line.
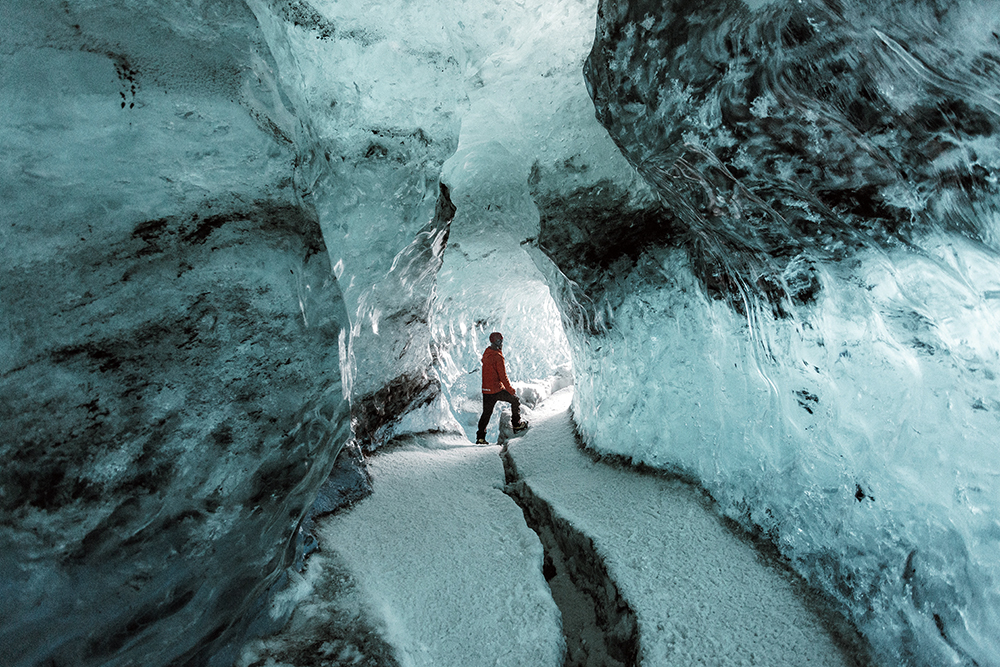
477, 390, 521, 440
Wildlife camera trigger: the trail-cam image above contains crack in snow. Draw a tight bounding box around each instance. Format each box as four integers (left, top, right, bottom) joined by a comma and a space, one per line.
500, 443, 638, 667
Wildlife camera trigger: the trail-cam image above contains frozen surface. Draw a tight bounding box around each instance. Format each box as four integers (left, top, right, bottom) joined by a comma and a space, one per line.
311, 435, 565, 667
564, 243, 1000, 666
258, 390, 862, 667
508, 389, 861, 667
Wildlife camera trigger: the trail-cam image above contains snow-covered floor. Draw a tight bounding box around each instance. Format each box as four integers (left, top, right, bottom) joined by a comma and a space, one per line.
508, 389, 861, 666
314, 434, 564, 667
245, 388, 862, 666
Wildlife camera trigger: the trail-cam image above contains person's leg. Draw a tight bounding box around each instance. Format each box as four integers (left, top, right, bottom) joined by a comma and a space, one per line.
477, 392, 500, 441
496, 390, 522, 427
510, 392, 522, 427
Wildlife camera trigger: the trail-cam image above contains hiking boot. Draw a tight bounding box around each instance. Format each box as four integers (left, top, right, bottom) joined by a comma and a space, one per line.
512, 420, 529, 433
475, 438, 489, 445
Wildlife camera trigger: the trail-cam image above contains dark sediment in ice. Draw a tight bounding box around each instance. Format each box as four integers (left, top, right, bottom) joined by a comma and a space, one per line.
352, 374, 443, 450
0, 201, 350, 667
543, 5, 1000, 664
529, 163, 686, 332
235, 553, 401, 667
309, 442, 375, 517
348, 183, 456, 450
295, 442, 376, 570
1, 3, 359, 665
582, 0, 1000, 312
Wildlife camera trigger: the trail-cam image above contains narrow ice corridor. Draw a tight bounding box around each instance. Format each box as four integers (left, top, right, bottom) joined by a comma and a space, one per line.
6, 0, 1000, 664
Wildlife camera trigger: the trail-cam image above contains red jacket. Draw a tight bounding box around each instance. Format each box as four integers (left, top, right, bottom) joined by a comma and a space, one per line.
481, 347, 514, 394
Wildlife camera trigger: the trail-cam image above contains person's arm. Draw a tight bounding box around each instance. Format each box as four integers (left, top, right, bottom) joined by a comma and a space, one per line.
497, 356, 514, 394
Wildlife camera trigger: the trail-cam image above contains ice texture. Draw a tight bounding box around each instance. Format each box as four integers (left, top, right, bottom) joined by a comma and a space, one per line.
1, 2, 349, 666
561, 0, 1000, 665
245, 0, 596, 442
6, 0, 1000, 664
244, 0, 467, 439
1, 0, 592, 663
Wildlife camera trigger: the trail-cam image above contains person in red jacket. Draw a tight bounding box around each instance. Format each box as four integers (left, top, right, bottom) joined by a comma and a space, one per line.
476, 332, 528, 444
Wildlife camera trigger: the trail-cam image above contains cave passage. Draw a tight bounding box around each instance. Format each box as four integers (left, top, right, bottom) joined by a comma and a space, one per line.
7, 0, 1000, 664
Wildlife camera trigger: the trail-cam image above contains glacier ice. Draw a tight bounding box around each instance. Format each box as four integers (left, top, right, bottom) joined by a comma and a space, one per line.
1, 2, 350, 666
566, 0, 1000, 665
4, 0, 1000, 665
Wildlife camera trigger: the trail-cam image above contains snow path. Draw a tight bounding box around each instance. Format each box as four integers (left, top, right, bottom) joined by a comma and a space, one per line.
315, 435, 565, 667
507, 388, 860, 667
313, 387, 861, 666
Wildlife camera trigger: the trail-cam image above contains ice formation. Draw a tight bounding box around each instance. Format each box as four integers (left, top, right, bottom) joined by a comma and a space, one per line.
1, 3, 350, 666
568, 2, 1000, 665
2, 0, 999, 665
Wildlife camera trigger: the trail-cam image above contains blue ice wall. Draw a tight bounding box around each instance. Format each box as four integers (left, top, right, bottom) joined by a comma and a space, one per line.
545, 1, 1000, 665
0, 2, 350, 665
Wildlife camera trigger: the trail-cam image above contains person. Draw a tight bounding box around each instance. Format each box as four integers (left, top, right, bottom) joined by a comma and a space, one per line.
475, 332, 528, 444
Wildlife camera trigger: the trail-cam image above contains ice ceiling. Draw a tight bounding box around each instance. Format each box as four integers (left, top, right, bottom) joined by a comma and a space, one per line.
2, 0, 1000, 666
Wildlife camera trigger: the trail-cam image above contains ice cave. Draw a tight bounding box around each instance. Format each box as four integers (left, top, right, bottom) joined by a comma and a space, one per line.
2, 0, 1000, 665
